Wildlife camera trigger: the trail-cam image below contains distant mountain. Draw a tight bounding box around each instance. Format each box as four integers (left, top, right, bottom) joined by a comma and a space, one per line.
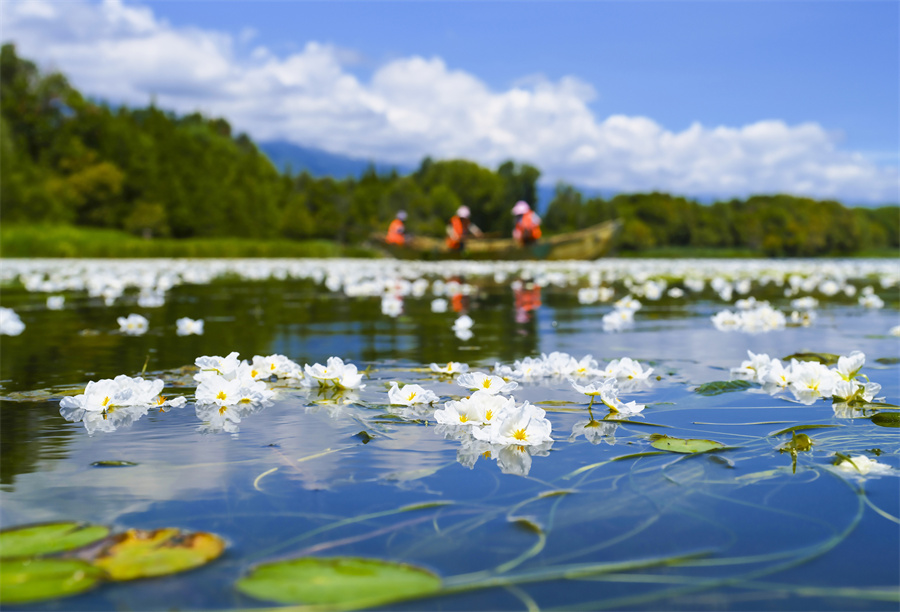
258, 140, 412, 178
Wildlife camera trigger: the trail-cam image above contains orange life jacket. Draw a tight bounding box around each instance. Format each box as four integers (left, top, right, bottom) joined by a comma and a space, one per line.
446, 215, 469, 250
386, 218, 405, 245
515, 211, 542, 244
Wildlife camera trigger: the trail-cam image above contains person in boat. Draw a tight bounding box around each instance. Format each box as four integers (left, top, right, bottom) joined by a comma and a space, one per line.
446, 206, 483, 251
512, 200, 542, 247
385, 210, 407, 246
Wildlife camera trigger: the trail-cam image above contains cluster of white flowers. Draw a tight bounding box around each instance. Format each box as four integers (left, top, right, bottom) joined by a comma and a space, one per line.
434, 371, 552, 476
0, 307, 25, 336
569, 378, 645, 417
577, 285, 615, 305
730, 350, 882, 409
118, 313, 149, 336
494, 352, 653, 388
428, 361, 469, 376
859, 286, 885, 309
711, 302, 786, 333
303, 356, 365, 390
176, 317, 204, 336
59, 375, 186, 434
602, 296, 642, 332
452, 314, 474, 341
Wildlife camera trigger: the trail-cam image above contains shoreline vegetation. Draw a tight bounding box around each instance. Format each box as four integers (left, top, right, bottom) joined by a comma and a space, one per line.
3, 44, 898, 260
2, 224, 897, 259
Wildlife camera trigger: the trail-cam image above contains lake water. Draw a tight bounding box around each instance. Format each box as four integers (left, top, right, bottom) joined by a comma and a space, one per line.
0, 258, 898, 610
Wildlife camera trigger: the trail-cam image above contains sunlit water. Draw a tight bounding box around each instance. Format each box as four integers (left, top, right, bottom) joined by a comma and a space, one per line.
0, 258, 898, 610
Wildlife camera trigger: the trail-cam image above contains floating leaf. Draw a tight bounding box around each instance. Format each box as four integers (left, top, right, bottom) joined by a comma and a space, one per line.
235, 557, 442, 607
777, 432, 814, 454
91, 460, 138, 467
875, 357, 900, 365
92, 528, 225, 581
781, 351, 840, 365
352, 431, 374, 444
510, 517, 543, 534
0, 558, 106, 604
694, 380, 752, 395
0, 522, 110, 559
769, 424, 838, 437
871, 412, 900, 428
649, 434, 727, 454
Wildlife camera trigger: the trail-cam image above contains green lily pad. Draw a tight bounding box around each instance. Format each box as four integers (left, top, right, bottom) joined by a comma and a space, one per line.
236, 557, 442, 608
694, 380, 753, 395
782, 351, 840, 365
875, 357, 900, 365
0, 558, 106, 604
91, 460, 138, 467
871, 412, 900, 428
92, 528, 225, 581
650, 434, 727, 454
0, 522, 110, 559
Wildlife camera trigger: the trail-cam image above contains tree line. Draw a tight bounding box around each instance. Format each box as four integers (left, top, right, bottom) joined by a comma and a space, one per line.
2, 44, 896, 256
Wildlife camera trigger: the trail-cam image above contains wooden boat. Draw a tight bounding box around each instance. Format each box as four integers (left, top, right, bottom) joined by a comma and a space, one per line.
372, 219, 621, 260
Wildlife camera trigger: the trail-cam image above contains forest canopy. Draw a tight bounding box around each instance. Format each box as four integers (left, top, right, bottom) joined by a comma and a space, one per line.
2, 44, 897, 256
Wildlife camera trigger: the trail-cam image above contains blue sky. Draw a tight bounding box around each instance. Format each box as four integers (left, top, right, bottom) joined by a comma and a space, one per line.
3, 0, 898, 203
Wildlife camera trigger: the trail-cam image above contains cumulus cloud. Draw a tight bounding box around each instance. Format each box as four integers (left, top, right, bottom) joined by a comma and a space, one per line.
3, 0, 897, 202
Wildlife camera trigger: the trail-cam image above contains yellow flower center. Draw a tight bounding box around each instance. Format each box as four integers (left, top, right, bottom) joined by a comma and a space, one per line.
482, 379, 492, 388
407, 391, 417, 401
101, 396, 111, 407
458, 414, 468, 423
155, 396, 165, 405
218, 406, 227, 415
270, 363, 277, 370
513, 428, 528, 441
485, 410, 493, 421
216, 390, 227, 401
251, 369, 259, 378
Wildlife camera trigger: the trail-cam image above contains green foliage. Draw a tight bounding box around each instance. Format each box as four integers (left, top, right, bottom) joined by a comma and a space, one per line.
235, 557, 442, 607
0, 558, 105, 604
2, 43, 895, 255
0, 522, 110, 559
694, 380, 754, 395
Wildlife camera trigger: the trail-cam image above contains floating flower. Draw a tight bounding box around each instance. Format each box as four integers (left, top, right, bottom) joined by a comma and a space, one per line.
832, 455, 894, 478
46, 295, 65, 310
0, 307, 25, 336
835, 351, 865, 381
117, 313, 149, 335
430, 298, 448, 313
568, 419, 618, 445
457, 371, 518, 395
303, 356, 365, 389
195, 352, 244, 382
251, 354, 303, 380
388, 382, 439, 406
176, 317, 204, 336
788, 361, 840, 405
434, 391, 515, 427
429, 361, 469, 375
472, 402, 553, 447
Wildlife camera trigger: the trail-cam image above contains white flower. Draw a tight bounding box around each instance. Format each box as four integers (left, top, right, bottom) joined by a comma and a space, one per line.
569, 419, 618, 445
137, 290, 165, 308
117, 314, 148, 335
335, 362, 365, 390
603, 308, 635, 332
196, 375, 273, 406
388, 382, 438, 406
833, 455, 894, 478
788, 361, 840, 404
431, 298, 448, 313
434, 391, 515, 426
835, 351, 865, 381
251, 354, 303, 380
890, 325, 900, 337
595, 379, 645, 416
195, 352, 244, 382
711, 310, 741, 331
46, 296, 65, 310
0, 307, 25, 336
60, 378, 135, 413
473, 402, 553, 447
604, 357, 654, 381
429, 361, 469, 375
452, 315, 473, 331
381, 294, 403, 317
457, 371, 518, 395
730, 351, 774, 383
859, 293, 884, 309
176, 317, 204, 336
304, 356, 345, 385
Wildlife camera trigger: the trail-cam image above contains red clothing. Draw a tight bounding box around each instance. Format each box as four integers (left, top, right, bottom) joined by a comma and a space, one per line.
446, 215, 469, 250
514, 211, 542, 245
386, 218, 405, 245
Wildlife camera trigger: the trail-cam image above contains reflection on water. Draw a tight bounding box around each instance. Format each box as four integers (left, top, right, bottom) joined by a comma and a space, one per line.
0, 258, 897, 610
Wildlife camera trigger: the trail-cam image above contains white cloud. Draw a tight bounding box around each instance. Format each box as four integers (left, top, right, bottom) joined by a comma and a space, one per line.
3, 0, 897, 203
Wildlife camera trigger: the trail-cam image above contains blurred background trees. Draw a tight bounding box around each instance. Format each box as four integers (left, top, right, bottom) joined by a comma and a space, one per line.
2, 44, 897, 256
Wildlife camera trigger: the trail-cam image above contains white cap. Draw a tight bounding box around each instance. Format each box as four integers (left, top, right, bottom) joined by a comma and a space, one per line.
512, 201, 531, 215
456, 206, 471, 218
397, 210, 407, 221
